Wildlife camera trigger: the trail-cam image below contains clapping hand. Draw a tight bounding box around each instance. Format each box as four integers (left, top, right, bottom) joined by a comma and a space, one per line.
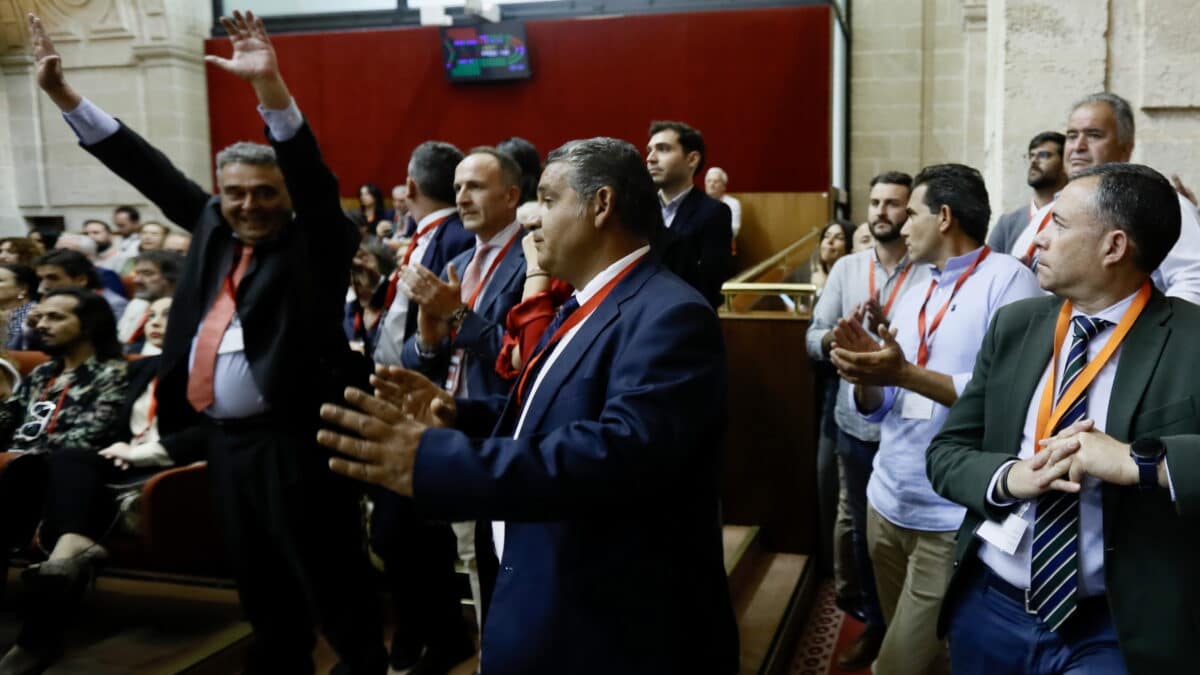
399, 263, 463, 319
369, 365, 457, 427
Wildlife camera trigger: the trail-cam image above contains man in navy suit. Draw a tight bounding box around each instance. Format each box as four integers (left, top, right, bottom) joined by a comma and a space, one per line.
647, 120, 733, 307
373, 141, 475, 366
319, 137, 739, 675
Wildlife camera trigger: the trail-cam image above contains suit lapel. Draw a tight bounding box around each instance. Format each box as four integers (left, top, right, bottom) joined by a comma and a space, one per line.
1003, 300, 1061, 454
670, 187, 702, 236
1105, 291, 1172, 443
475, 235, 525, 317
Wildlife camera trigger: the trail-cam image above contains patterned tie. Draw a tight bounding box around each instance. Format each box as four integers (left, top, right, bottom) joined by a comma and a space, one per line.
187, 243, 254, 412
1030, 314, 1111, 631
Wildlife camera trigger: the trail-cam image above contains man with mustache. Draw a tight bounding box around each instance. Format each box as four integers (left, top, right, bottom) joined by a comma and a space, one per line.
806, 171, 930, 670
1009, 93, 1200, 304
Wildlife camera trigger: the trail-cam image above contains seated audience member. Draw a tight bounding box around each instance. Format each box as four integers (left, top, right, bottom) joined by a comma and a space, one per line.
35, 249, 126, 324
27, 229, 59, 252
647, 120, 733, 307
343, 242, 395, 358
495, 201, 572, 378
54, 232, 128, 302
98, 205, 141, 272
386, 184, 408, 227
829, 164, 1040, 675
0, 239, 44, 267
161, 231, 191, 256
134, 222, 166, 254
927, 164, 1197, 674
117, 251, 182, 354
318, 136, 739, 675
81, 220, 122, 268
794, 222, 853, 293
359, 182, 388, 231
852, 222, 873, 253
0, 289, 128, 673
704, 166, 742, 250
0, 265, 38, 350
0, 357, 18, 402
101, 296, 204, 471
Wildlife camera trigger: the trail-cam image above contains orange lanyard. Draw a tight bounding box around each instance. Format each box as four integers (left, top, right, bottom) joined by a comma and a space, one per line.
516, 258, 642, 405
39, 376, 72, 435
1023, 207, 1054, 262
1034, 281, 1150, 447
869, 259, 912, 319
463, 229, 522, 311
916, 246, 990, 368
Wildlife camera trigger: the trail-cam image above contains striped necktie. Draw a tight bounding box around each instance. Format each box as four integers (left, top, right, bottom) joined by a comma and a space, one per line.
1030, 314, 1111, 631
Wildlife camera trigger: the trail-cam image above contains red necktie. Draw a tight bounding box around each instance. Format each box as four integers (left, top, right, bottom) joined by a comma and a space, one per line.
187, 243, 254, 412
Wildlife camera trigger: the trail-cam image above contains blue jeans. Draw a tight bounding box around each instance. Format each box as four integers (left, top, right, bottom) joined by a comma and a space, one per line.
836, 430, 883, 628
948, 564, 1128, 675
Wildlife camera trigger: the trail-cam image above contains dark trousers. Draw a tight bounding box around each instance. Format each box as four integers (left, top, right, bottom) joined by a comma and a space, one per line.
205, 419, 386, 675
948, 564, 1127, 674
370, 490, 469, 654
836, 430, 884, 628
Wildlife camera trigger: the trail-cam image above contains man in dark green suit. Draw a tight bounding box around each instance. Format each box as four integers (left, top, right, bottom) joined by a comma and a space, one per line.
927, 163, 1199, 674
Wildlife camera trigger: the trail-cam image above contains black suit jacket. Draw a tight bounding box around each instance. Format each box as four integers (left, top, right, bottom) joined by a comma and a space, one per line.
84, 123, 364, 436
656, 188, 733, 308
122, 356, 206, 465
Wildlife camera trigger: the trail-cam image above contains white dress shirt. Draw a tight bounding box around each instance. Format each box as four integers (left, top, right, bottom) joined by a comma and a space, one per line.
493, 245, 651, 559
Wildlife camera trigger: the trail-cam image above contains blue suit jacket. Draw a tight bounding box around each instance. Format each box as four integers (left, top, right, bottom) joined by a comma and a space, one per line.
414, 256, 738, 675
400, 232, 526, 397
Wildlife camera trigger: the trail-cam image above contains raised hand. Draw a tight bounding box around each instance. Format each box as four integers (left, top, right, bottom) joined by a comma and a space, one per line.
27, 13, 81, 111
204, 10, 291, 109
370, 365, 457, 428
399, 263, 463, 319
317, 390, 425, 497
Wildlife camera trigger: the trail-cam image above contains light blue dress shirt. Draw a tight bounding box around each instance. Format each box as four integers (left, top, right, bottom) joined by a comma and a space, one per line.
860, 247, 1042, 531
659, 186, 693, 229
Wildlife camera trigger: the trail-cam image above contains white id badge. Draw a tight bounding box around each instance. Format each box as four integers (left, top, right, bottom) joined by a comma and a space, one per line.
443, 351, 463, 394
975, 502, 1030, 555
900, 392, 934, 420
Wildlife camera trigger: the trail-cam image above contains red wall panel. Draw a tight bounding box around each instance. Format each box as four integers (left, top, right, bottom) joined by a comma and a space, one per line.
204, 6, 831, 196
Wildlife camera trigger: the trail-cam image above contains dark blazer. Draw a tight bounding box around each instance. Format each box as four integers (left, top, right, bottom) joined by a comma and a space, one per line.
400, 231, 526, 397
927, 289, 1200, 674
83, 123, 365, 435
986, 204, 1030, 255
656, 188, 732, 308
121, 356, 206, 465
414, 257, 738, 675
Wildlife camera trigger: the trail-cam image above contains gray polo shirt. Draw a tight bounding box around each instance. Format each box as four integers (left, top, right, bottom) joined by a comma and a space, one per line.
805, 248, 930, 442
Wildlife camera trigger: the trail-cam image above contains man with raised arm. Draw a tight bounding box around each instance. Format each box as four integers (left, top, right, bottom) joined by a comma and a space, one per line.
28, 11, 385, 674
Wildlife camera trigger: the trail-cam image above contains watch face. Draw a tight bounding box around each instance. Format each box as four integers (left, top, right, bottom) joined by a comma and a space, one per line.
1132, 438, 1165, 460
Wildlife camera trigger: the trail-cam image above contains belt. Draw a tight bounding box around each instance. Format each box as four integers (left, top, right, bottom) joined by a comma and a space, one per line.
202, 410, 285, 431
980, 566, 1107, 617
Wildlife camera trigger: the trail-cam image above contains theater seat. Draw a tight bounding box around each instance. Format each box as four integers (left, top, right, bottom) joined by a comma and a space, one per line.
3, 351, 228, 580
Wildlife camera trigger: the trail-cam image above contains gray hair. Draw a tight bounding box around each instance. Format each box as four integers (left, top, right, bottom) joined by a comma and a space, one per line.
546, 137, 663, 239
706, 167, 729, 183
1072, 92, 1136, 148
408, 141, 463, 205
215, 141, 278, 171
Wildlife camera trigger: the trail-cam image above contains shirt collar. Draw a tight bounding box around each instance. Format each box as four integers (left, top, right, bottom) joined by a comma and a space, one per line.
476, 220, 521, 249
1070, 287, 1140, 324
930, 245, 987, 283
417, 206, 457, 231
658, 185, 694, 209
575, 245, 651, 305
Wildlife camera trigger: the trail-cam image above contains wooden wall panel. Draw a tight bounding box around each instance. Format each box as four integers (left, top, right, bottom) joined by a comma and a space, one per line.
733, 192, 831, 273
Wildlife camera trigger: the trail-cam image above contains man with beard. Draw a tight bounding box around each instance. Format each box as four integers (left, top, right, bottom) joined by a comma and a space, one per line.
988, 132, 1068, 254
805, 171, 929, 670
116, 250, 183, 353
1009, 93, 1200, 303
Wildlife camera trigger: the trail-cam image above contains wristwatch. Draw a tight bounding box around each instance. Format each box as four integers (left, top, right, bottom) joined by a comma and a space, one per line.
1129, 437, 1167, 489
447, 304, 470, 334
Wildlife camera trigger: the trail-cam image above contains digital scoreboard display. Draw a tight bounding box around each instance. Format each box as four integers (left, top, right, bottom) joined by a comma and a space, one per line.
442, 22, 531, 82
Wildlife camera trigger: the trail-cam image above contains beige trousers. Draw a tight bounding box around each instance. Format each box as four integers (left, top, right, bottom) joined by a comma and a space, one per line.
866, 504, 955, 675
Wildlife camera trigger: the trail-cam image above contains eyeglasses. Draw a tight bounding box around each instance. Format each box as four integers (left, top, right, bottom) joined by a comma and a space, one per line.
14, 400, 56, 443
1024, 150, 1056, 162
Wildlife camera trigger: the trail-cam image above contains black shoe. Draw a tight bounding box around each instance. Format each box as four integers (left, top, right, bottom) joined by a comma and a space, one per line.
407, 637, 475, 675
834, 595, 867, 624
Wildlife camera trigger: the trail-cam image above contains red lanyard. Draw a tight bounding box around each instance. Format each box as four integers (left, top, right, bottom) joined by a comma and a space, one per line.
127, 307, 150, 344
39, 376, 72, 435
915, 246, 991, 367
1023, 207, 1054, 262
402, 215, 451, 267
868, 259, 912, 319
1034, 281, 1150, 446
463, 229, 523, 311
516, 257, 643, 405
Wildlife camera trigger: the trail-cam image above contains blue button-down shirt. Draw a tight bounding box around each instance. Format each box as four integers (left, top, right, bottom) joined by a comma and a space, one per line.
861, 247, 1042, 531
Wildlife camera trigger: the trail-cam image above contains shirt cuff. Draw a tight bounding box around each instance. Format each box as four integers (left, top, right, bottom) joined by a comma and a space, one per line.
257, 99, 304, 142
62, 98, 120, 146
1164, 456, 1177, 502
856, 385, 896, 422
986, 459, 1020, 506
952, 372, 973, 397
